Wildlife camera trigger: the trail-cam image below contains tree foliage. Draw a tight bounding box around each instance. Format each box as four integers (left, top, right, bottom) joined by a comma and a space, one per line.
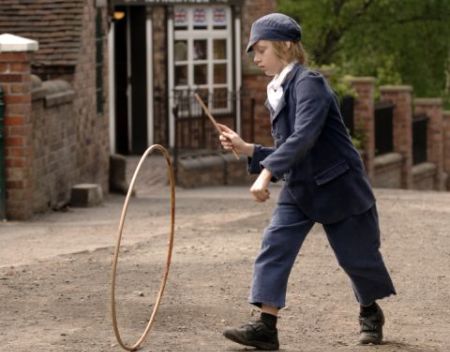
278, 0, 450, 102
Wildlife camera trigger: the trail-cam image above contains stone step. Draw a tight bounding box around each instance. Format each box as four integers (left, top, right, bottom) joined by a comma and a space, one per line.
70, 184, 103, 207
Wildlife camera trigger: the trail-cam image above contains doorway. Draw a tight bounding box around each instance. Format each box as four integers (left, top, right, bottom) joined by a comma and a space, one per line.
114, 5, 150, 155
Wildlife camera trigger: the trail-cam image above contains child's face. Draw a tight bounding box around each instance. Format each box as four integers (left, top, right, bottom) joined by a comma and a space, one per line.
252, 40, 286, 76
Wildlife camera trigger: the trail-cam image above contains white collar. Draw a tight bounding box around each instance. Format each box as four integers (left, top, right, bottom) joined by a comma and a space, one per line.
268, 62, 297, 92
267, 62, 296, 110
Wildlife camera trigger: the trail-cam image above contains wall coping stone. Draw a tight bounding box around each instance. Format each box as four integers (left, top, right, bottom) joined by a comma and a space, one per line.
31, 77, 75, 106
45, 91, 75, 107
379, 85, 413, 92
31, 74, 46, 100
348, 77, 376, 84
374, 152, 403, 168
412, 162, 437, 177
414, 98, 443, 106
242, 64, 265, 76
0, 33, 38, 52
443, 110, 450, 118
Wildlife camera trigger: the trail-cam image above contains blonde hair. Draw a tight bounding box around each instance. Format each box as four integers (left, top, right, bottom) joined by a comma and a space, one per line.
271, 41, 308, 66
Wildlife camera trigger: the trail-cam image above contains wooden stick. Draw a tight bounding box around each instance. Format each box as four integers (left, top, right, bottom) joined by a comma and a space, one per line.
194, 93, 240, 160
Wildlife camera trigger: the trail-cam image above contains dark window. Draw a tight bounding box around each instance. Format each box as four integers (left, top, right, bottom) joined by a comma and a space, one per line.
96, 9, 104, 115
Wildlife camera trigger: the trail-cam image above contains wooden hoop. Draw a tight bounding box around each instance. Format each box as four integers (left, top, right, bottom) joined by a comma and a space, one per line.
111, 144, 176, 351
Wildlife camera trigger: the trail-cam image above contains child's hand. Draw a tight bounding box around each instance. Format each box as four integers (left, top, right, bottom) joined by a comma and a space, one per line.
217, 123, 254, 157
250, 169, 272, 202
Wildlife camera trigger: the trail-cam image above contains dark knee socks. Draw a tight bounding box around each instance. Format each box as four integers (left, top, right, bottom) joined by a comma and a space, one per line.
260, 312, 277, 329
360, 302, 378, 317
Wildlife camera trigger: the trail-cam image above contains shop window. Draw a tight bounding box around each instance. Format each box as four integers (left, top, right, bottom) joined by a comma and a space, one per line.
173, 6, 232, 114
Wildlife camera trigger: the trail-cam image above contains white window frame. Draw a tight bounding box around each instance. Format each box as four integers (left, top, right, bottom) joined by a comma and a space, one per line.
172, 6, 233, 114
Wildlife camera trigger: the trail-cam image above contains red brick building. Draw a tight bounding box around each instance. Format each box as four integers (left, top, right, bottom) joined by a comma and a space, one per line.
0, 0, 276, 218
108, 0, 275, 154
0, 0, 110, 219
1, 0, 450, 220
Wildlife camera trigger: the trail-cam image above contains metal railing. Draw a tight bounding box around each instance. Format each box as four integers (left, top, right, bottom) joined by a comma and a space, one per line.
171, 89, 255, 178
412, 113, 428, 165
374, 101, 394, 155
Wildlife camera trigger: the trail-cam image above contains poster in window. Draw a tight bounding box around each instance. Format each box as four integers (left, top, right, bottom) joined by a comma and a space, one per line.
174, 8, 188, 28
193, 8, 207, 29
213, 8, 227, 28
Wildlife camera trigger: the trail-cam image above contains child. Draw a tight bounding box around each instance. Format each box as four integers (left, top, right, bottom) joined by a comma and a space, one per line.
218, 13, 396, 351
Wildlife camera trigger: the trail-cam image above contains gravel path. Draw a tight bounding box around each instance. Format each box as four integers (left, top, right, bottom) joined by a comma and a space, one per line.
0, 184, 449, 352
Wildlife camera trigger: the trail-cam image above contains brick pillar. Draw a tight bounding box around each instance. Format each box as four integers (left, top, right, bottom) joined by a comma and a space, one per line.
348, 77, 375, 180
414, 98, 445, 190
443, 111, 450, 190
0, 34, 38, 219
380, 85, 413, 189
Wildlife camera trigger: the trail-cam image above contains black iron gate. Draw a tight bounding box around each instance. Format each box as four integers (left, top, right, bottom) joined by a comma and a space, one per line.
412, 113, 428, 165
172, 89, 255, 175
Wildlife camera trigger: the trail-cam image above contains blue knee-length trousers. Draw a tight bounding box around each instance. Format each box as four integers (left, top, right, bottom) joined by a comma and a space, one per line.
249, 187, 396, 308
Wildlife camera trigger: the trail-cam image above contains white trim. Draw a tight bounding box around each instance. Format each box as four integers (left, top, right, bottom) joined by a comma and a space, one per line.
108, 24, 116, 154
126, 8, 133, 152
168, 16, 175, 148
234, 16, 242, 135
0, 33, 38, 52
172, 6, 233, 115
146, 17, 154, 146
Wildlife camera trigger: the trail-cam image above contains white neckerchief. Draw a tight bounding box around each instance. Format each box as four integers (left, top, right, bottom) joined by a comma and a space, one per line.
267, 62, 296, 111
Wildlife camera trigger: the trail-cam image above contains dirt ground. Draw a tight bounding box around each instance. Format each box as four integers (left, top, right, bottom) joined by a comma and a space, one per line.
1, 160, 450, 351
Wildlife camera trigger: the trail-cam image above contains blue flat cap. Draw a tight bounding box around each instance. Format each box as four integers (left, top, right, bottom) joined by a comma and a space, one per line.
246, 13, 302, 53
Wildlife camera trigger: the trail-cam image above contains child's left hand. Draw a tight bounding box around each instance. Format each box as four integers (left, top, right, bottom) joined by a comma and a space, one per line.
250, 169, 272, 202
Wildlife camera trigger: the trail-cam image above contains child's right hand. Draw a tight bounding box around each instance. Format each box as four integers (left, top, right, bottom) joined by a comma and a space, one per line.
217, 123, 254, 157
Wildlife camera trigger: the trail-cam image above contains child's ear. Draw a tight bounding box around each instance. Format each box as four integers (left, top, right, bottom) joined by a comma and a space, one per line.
285, 41, 292, 50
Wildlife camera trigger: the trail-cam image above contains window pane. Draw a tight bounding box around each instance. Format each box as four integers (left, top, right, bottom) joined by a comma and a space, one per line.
212, 8, 227, 29
175, 65, 188, 86
194, 64, 207, 84
194, 40, 207, 60
193, 8, 207, 30
213, 88, 228, 109
214, 64, 227, 84
174, 8, 188, 29
174, 40, 188, 61
194, 88, 209, 114
213, 39, 226, 59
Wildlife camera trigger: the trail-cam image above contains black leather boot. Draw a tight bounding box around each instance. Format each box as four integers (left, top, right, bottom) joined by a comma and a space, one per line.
223, 320, 280, 350
359, 303, 385, 345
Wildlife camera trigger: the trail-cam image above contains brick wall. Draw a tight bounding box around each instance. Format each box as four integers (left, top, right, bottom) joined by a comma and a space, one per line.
240, 0, 277, 63
152, 6, 168, 145
0, 2, 110, 219
414, 98, 445, 190
444, 111, 450, 189
412, 162, 437, 190
345, 81, 450, 192
71, 2, 109, 192
373, 153, 403, 189
0, 51, 34, 219
349, 77, 376, 180
379, 86, 413, 189
31, 76, 77, 211
241, 0, 276, 147
242, 71, 271, 146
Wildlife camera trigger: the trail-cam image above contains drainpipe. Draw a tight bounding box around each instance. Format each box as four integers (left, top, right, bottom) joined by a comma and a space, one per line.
0, 85, 5, 220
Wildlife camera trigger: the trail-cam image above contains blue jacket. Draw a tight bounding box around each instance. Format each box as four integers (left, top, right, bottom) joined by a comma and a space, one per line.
248, 64, 375, 224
